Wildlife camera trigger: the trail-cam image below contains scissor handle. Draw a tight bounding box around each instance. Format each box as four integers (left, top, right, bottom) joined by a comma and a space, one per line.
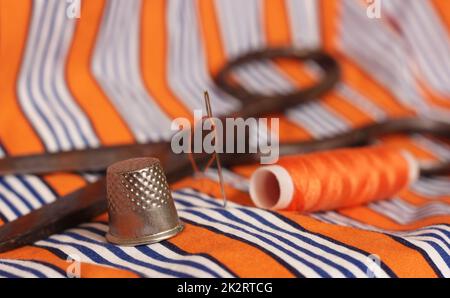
214, 47, 340, 118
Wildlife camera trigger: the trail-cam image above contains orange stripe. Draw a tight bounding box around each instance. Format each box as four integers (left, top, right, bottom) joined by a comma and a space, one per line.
66, 0, 134, 146
261, 1, 317, 90
140, 0, 193, 121
281, 213, 437, 277
0, 246, 137, 278
431, 0, 450, 34
168, 222, 294, 277
264, 0, 291, 46
44, 173, 87, 196
264, 0, 375, 127
0, 0, 43, 155
197, 0, 309, 142
0, 1, 86, 195
320, 0, 340, 53
197, 0, 226, 76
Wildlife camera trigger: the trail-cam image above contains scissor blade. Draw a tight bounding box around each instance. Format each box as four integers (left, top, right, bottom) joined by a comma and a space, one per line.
0, 142, 171, 176
0, 178, 107, 253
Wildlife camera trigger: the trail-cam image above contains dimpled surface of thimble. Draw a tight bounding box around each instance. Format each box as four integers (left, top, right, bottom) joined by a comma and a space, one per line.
108, 162, 170, 213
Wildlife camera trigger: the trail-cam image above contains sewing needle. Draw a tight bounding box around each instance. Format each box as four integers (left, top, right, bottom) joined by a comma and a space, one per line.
204, 91, 228, 208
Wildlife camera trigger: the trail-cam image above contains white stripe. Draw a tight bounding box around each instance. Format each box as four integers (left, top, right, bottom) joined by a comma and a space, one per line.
370, 199, 450, 224
167, 0, 237, 113
0, 262, 38, 278
340, 0, 433, 115
49, 1, 99, 148
40, 1, 84, 148
0, 259, 64, 278
0, 184, 30, 215
42, 0, 99, 149
287, 0, 321, 48
384, 0, 450, 94
22, 175, 56, 204
18, 1, 64, 151
0, 197, 16, 221
3, 177, 42, 209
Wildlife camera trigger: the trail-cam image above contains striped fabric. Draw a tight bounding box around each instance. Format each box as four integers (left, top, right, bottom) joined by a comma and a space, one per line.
0, 0, 449, 277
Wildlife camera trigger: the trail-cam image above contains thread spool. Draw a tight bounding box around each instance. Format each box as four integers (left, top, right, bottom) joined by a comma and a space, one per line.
249, 146, 419, 212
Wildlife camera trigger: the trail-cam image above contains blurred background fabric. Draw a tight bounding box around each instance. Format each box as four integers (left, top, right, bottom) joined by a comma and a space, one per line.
0, 0, 449, 277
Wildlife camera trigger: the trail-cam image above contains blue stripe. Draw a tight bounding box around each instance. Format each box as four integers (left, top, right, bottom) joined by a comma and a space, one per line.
0, 192, 22, 218
17, 176, 47, 205
0, 178, 34, 211
0, 268, 21, 278
0, 260, 45, 278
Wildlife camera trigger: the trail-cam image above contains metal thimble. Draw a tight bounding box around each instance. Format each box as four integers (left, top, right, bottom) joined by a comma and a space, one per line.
106, 157, 183, 246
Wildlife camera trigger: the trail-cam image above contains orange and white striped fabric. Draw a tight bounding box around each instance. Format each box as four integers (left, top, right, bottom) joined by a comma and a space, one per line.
0, 0, 449, 277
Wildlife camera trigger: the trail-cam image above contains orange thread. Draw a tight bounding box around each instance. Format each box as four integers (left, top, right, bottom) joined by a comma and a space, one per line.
252, 146, 415, 212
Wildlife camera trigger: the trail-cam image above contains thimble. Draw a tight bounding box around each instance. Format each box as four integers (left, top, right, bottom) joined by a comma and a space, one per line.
106, 157, 183, 246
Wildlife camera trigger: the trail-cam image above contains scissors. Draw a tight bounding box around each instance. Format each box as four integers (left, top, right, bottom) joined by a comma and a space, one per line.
1, 47, 449, 253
